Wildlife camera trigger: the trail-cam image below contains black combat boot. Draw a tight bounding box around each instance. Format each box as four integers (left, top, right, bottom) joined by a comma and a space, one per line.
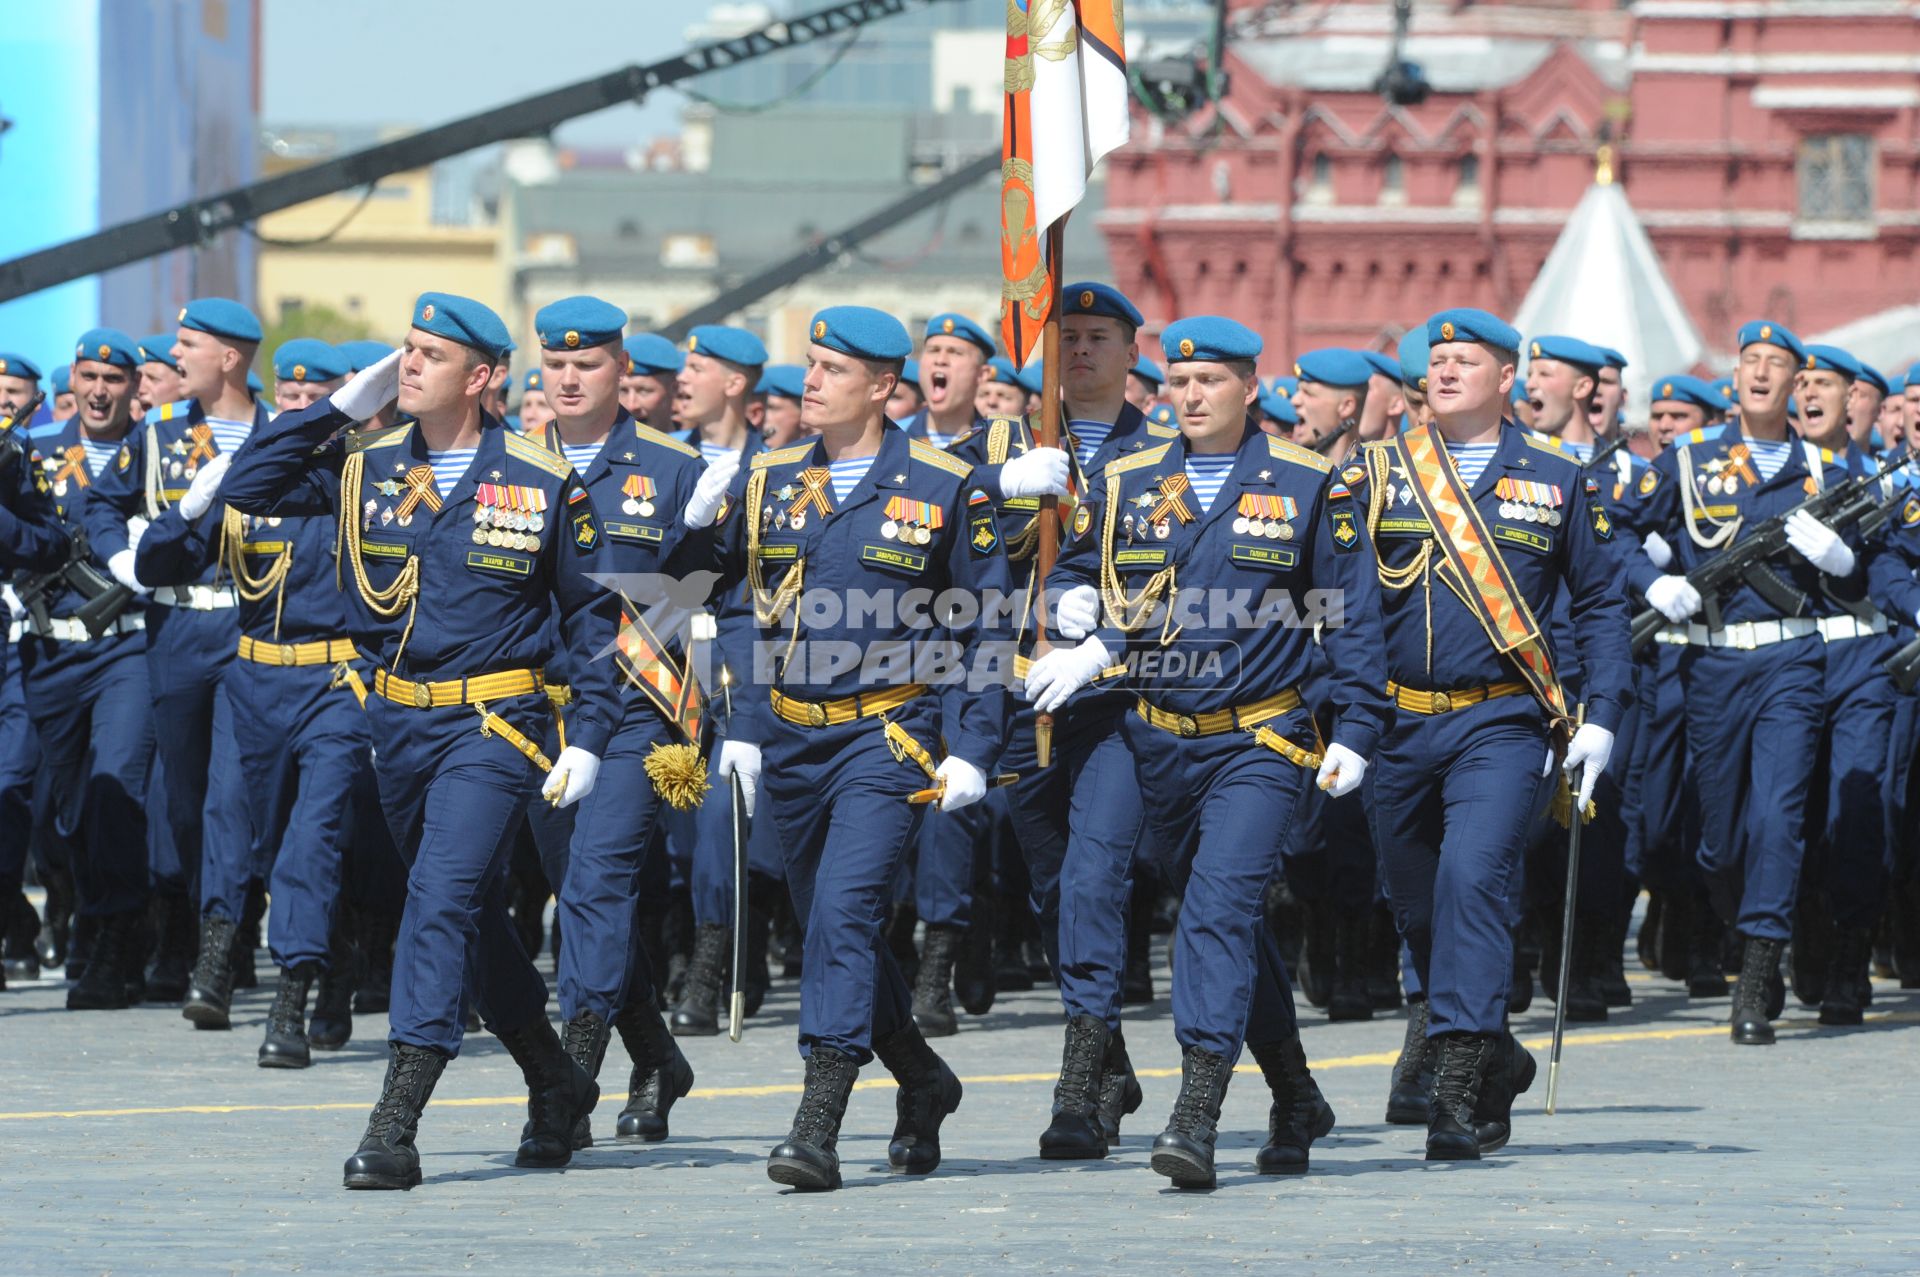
1038, 1013, 1111, 1159
743, 904, 772, 1017
1296, 903, 1333, 1009
1096, 1026, 1145, 1141
1688, 899, 1731, 998
1149, 1046, 1233, 1189
662, 891, 694, 1003
259, 964, 318, 1069
1248, 1035, 1336, 1174
5, 892, 41, 982
1386, 997, 1433, 1124
232, 888, 265, 990
1425, 1032, 1498, 1160
309, 923, 356, 1050
353, 911, 398, 1013
993, 902, 1033, 992
343, 1044, 448, 1190
561, 1010, 612, 1148
498, 1018, 600, 1168
1564, 930, 1609, 1023
875, 1021, 963, 1175
767, 1046, 860, 1191
613, 1001, 695, 1141
1789, 897, 1828, 1007
1367, 903, 1404, 1010
669, 922, 728, 1036
65, 910, 137, 1010
143, 892, 193, 1002
1730, 934, 1783, 1046
1600, 912, 1633, 1008
955, 898, 996, 1016
1817, 928, 1873, 1027
1328, 906, 1372, 1022
182, 914, 238, 1028
911, 923, 962, 1037
1469, 1031, 1536, 1155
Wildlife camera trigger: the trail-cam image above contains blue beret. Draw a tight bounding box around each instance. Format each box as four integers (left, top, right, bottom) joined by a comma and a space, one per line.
899, 358, 922, 390
1855, 361, 1890, 396
272, 339, 348, 384
1427, 308, 1519, 353
73, 328, 141, 370
412, 292, 512, 361
984, 356, 1019, 386
1257, 386, 1298, 426
1526, 335, 1608, 373
1595, 345, 1628, 371
1649, 374, 1717, 410
1736, 319, 1804, 363
1293, 347, 1373, 388
1012, 357, 1044, 397
337, 340, 396, 372
759, 364, 806, 400
1359, 350, 1400, 382
623, 333, 683, 377
1269, 375, 1298, 398
1906, 361, 1920, 386
1162, 316, 1261, 364
135, 336, 179, 371
1888, 374, 1905, 397
1802, 344, 1861, 381
809, 306, 911, 362
0, 351, 43, 381
1397, 330, 1429, 390
1711, 376, 1737, 407
535, 295, 626, 352
51, 365, 70, 395
1062, 282, 1143, 329
924, 312, 996, 356
523, 370, 543, 392
1510, 384, 1530, 406
686, 324, 768, 368
177, 298, 262, 344
247, 370, 264, 394
1147, 403, 1177, 426
1131, 357, 1164, 388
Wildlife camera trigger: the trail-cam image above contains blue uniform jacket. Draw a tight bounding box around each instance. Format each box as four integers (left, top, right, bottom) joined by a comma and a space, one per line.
13, 421, 106, 590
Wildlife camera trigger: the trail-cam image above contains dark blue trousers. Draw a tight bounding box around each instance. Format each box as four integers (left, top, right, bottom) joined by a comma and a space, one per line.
663, 713, 785, 928
0, 642, 37, 900
1812, 636, 1897, 931
1632, 645, 1699, 893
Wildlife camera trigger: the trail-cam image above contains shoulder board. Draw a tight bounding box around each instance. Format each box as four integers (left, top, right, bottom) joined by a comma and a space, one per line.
635, 422, 700, 460
1820, 447, 1837, 464
751, 442, 814, 471
1685, 428, 1709, 445
1266, 435, 1333, 474
1522, 432, 1568, 457
504, 430, 572, 479
1107, 441, 1173, 478
909, 437, 973, 479
949, 427, 981, 450
1145, 422, 1180, 438
146, 399, 197, 427
346, 423, 412, 454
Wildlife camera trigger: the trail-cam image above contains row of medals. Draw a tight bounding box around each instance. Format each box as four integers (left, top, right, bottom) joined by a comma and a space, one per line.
1499, 500, 1562, 526
1231, 515, 1294, 541
622, 497, 657, 518
471, 501, 545, 552
1701, 472, 1743, 496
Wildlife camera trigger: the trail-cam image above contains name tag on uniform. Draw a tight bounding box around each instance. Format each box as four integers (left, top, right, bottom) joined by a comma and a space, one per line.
1690, 504, 1739, 521
162, 488, 189, 502
1002, 496, 1041, 512
467, 551, 532, 576
756, 543, 798, 561
1114, 547, 1168, 568
1230, 543, 1298, 569
1376, 516, 1433, 536
243, 541, 287, 555
360, 540, 408, 559
1493, 525, 1551, 556
604, 521, 663, 543
861, 544, 928, 573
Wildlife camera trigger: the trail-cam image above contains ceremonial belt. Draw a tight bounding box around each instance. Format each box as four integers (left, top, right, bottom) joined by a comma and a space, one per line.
237, 635, 356, 667
1817, 613, 1889, 643
770, 682, 926, 728
1134, 688, 1303, 738
10, 615, 145, 643
1385, 678, 1529, 715
372, 667, 546, 709
152, 583, 240, 611
1653, 619, 1820, 651
330, 663, 369, 709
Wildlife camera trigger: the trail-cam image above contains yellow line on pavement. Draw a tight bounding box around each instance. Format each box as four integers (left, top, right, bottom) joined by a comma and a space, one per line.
1, 1012, 1913, 1123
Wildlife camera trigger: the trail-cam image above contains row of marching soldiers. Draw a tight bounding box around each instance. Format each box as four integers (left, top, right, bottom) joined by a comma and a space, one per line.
0, 281, 1916, 1193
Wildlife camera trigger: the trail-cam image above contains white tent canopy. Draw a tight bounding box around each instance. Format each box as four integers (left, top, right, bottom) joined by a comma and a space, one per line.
1511, 180, 1706, 425
1809, 305, 1920, 384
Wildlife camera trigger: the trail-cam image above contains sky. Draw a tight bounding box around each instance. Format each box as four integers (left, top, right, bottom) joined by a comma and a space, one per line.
262, 0, 723, 146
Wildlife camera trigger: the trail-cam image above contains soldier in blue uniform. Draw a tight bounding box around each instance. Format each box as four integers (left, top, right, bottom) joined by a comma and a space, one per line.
87, 299, 265, 1028
223, 291, 624, 1189
1355, 309, 1629, 1159
619, 333, 683, 435
687, 305, 1013, 1192
50, 365, 75, 423
978, 356, 1029, 421
886, 358, 926, 426
12, 331, 152, 1009
912, 312, 996, 445
1628, 320, 1856, 1045
1031, 315, 1384, 1188
1126, 355, 1163, 413
133, 338, 371, 1065
517, 369, 554, 438
134, 336, 186, 419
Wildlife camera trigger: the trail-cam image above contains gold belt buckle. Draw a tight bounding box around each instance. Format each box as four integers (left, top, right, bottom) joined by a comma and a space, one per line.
412, 682, 433, 708
279, 644, 298, 667
806, 701, 829, 728
1175, 714, 1199, 738
1430, 691, 1453, 714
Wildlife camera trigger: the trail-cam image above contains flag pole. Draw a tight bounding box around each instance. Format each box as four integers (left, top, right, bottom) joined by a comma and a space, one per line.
1033, 217, 1067, 766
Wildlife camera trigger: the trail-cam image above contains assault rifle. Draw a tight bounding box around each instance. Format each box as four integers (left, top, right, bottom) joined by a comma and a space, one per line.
11, 527, 135, 640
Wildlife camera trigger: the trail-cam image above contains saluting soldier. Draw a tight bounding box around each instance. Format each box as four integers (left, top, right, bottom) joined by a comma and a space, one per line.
223, 292, 624, 1189
1032, 315, 1386, 1188
686, 305, 1014, 1192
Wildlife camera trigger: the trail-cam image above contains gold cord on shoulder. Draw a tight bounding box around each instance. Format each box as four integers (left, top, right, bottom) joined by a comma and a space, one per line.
1097, 472, 1180, 643
221, 505, 293, 637
338, 450, 421, 665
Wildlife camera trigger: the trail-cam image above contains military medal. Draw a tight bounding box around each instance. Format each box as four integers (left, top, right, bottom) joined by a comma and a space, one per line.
1237, 493, 1295, 542
790, 511, 805, 530
1154, 520, 1170, 540
881, 519, 898, 540
622, 474, 656, 518
884, 496, 943, 548
380, 507, 394, 526
1232, 516, 1249, 535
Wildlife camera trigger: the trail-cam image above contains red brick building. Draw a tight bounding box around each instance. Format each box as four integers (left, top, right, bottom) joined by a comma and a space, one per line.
1100, 0, 1920, 372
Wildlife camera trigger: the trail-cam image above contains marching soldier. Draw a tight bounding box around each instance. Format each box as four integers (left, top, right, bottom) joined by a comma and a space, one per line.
1288, 348, 1372, 467
223, 292, 624, 1189
518, 370, 554, 438
134, 337, 187, 418
687, 305, 1013, 1192
51, 365, 76, 423
914, 313, 996, 445
1125, 356, 1162, 413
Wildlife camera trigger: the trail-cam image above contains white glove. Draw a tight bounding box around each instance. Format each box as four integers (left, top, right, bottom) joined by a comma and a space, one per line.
1541, 748, 1556, 779
1786, 509, 1855, 576
127, 515, 149, 553
1000, 447, 1071, 500
717, 738, 762, 819
1644, 575, 1701, 623
2, 586, 22, 623
178, 452, 231, 521
1023, 636, 1113, 713
333, 349, 402, 421
106, 549, 148, 593
1315, 741, 1368, 798
541, 745, 602, 809
1053, 583, 1100, 641
933, 755, 987, 813
683, 451, 740, 529
1562, 722, 1615, 810
1642, 530, 1673, 570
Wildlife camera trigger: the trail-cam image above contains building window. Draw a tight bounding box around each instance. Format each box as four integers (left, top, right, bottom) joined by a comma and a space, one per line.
1380, 154, 1405, 206
1797, 134, 1874, 223
1305, 153, 1334, 206
1454, 154, 1481, 209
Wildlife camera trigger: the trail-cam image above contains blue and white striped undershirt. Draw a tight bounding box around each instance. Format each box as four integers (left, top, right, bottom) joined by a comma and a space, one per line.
827, 456, 876, 504
699, 441, 733, 465
925, 429, 962, 452
561, 443, 600, 474
1448, 441, 1500, 488
426, 448, 478, 499
1183, 453, 1237, 514
81, 439, 119, 477
206, 417, 251, 457
1560, 440, 1594, 463
1068, 419, 1113, 470
1745, 438, 1794, 482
